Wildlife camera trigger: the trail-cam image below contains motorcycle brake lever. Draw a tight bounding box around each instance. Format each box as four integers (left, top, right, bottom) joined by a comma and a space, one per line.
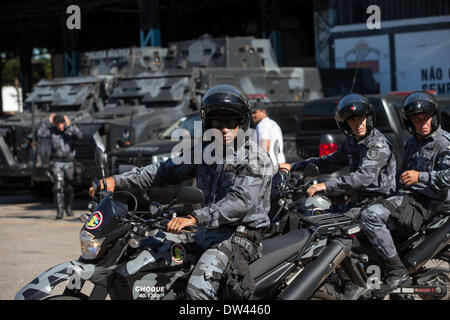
98, 190, 112, 199
181, 226, 198, 233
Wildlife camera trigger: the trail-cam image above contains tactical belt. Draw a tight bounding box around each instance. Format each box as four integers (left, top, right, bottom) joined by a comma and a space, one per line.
235, 225, 265, 242
218, 226, 264, 300
377, 195, 431, 233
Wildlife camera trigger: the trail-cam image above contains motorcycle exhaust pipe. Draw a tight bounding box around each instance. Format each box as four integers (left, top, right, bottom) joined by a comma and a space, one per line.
404, 217, 450, 273
278, 238, 352, 300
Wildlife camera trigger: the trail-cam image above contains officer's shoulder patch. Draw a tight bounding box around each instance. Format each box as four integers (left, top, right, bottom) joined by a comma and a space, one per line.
246, 147, 273, 176
441, 131, 450, 144
367, 141, 384, 149
366, 140, 385, 160
437, 131, 450, 151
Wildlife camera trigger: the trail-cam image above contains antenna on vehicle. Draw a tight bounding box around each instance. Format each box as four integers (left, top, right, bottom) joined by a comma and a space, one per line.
350, 59, 360, 94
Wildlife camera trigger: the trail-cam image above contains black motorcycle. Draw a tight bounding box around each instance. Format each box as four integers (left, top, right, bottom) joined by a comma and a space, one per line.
325, 203, 450, 300
15, 150, 360, 300
285, 167, 450, 300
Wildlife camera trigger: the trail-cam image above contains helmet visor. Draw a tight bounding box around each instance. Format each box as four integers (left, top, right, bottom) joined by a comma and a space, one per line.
402, 100, 437, 120
335, 101, 371, 123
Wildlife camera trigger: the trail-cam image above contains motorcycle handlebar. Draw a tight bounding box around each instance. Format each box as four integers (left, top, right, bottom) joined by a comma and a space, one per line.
131, 215, 197, 237
91, 177, 100, 194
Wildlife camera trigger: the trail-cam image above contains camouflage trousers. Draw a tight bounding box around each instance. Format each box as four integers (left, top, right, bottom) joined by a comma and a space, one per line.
135, 234, 235, 300
360, 195, 405, 260
136, 237, 232, 300
185, 237, 232, 300
49, 161, 75, 214
50, 161, 75, 189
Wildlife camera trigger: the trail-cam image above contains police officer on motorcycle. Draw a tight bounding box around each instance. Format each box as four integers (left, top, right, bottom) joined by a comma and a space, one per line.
37, 113, 83, 219
360, 91, 450, 298
89, 84, 273, 300
282, 93, 396, 217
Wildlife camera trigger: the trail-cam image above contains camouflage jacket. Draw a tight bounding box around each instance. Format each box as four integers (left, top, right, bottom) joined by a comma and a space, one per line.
113, 140, 273, 249
291, 128, 396, 199
399, 127, 450, 203
37, 122, 83, 161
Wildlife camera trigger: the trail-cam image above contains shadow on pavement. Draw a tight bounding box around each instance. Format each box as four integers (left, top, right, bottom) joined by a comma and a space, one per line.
0, 192, 89, 207
0, 214, 84, 223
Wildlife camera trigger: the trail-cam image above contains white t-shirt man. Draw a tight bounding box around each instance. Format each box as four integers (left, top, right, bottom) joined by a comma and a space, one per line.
255, 117, 286, 167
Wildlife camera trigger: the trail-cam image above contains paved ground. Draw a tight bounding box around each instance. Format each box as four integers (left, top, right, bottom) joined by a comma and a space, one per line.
0, 190, 448, 301
0, 191, 90, 300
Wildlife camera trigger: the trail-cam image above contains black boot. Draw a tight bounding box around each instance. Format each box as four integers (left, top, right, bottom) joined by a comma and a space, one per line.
56, 208, 64, 219
372, 255, 411, 298
55, 192, 64, 219
65, 190, 74, 217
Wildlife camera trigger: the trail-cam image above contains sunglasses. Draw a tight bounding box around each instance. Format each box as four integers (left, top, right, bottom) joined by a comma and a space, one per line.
209, 119, 240, 129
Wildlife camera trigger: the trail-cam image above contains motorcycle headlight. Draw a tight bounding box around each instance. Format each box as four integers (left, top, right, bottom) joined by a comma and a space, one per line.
80, 230, 105, 260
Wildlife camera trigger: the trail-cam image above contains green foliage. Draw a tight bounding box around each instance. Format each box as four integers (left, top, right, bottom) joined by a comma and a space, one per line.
2, 54, 52, 87
2, 57, 20, 86
32, 56, 52, 83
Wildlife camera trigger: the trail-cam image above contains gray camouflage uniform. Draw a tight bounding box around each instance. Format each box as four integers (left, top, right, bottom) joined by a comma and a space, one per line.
291, 128, 396, 216
360, 127, 450, 259
113, 140, 273, 299
37, 122, 83, 214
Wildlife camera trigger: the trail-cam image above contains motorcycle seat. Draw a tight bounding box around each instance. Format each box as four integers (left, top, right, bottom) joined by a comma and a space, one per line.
249, 228, 311, 278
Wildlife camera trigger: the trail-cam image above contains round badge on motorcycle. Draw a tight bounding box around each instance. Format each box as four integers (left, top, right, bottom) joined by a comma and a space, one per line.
170, 243, 186, 264
85, 211, 103, 230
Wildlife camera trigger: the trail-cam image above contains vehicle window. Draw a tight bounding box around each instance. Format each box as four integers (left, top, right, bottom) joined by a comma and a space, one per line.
160, 114, 201, 139
298, 101, 339, 132
48, 105, 83, 112
369, 98, 388, 130
267, 107, 300, 135
440, 99, 450, 132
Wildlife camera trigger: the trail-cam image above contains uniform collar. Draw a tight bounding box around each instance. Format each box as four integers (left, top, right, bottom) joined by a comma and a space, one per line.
349, 128, 376, 146
413, 127, 441, 145
203, 138, 250, 163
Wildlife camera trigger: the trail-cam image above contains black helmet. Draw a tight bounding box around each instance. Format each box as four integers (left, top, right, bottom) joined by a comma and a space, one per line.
401, 91, 440, 135
335, 93, 375, 137
201, 84, 251, 131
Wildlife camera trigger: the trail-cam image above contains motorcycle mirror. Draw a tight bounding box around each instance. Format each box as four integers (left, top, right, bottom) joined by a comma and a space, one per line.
304, 163, 319, 178
80, 213, 90, 223
175, 186, 204, 205
94, 147, 107, 169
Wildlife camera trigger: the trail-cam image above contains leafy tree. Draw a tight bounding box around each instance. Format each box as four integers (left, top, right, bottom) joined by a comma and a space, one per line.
1, 52, 52, 112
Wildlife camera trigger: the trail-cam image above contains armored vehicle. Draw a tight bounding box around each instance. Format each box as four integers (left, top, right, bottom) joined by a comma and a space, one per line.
108, 35, 325, 168
0, 46, 167, 191
108, 35, 324, 204
72, 71, 199, 185
109, 112, 201, 206
163, 35, 324, 166
0, 76, 109, 191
